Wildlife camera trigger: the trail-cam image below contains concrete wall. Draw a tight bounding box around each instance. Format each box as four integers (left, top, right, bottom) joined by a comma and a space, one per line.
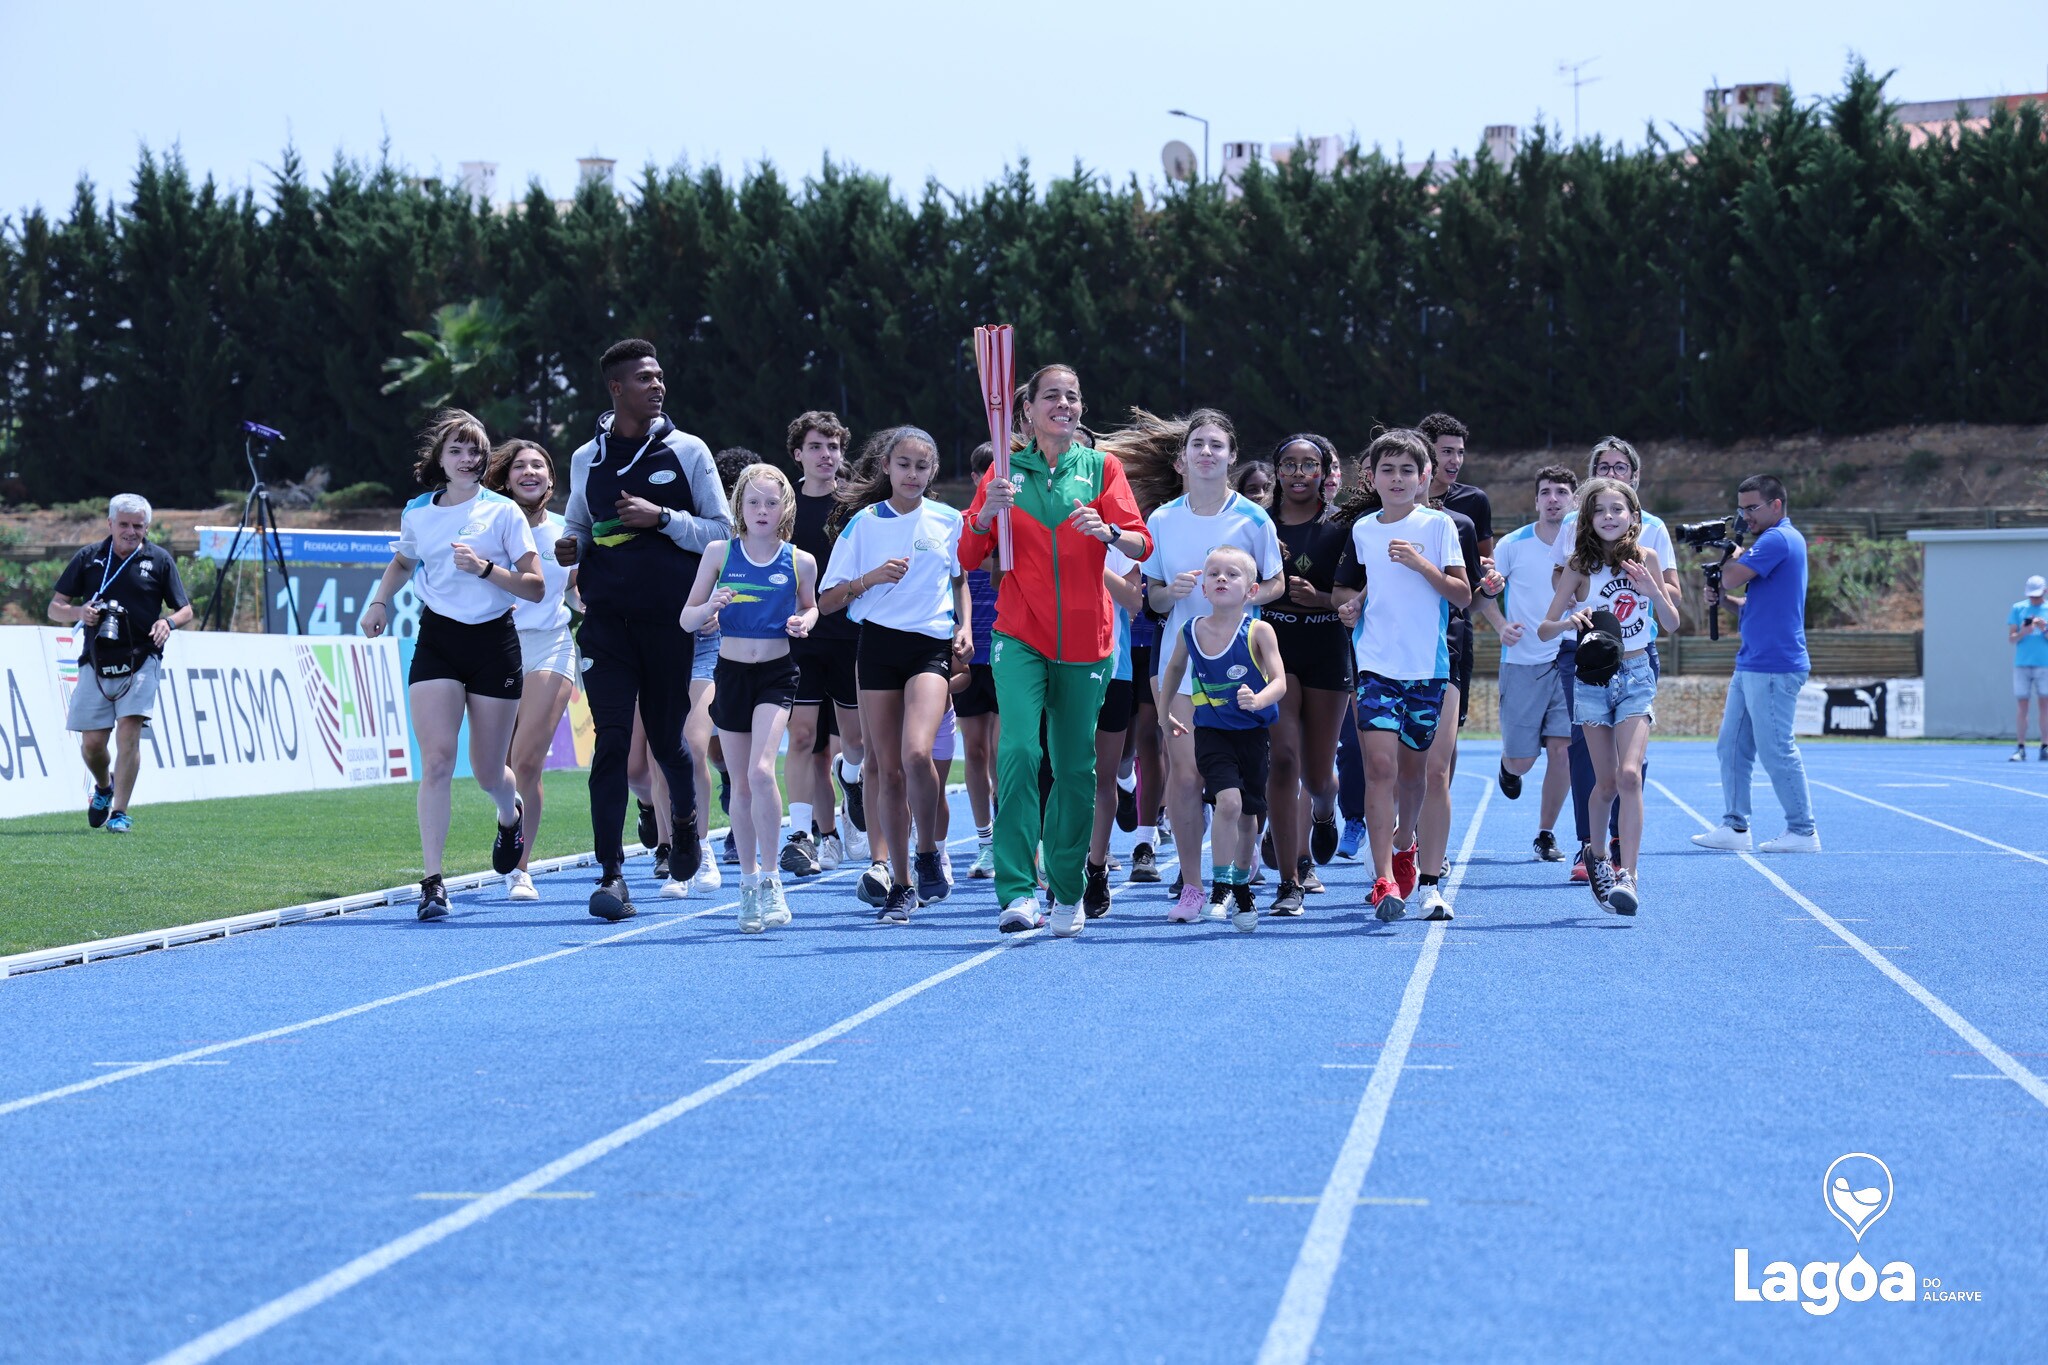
1911, 529, 2048, 738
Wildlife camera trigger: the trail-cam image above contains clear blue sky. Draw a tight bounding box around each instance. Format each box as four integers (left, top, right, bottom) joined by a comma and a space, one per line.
4, 0, 2045, 217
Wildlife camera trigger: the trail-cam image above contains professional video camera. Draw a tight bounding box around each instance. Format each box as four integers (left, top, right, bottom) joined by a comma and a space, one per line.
1676, 516, 1743, 642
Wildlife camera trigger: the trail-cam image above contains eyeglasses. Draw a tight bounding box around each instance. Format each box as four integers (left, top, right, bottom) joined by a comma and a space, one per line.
1737, 501, 1765, 513
1276, 461, 1322, 474
1591, 462, 1634, 478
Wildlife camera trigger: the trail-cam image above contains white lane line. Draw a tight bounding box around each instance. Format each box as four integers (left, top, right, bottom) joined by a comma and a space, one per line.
1, 840, 957, 1121
151, 926, 1041, 1365
1812, 780, 2048, 869
1877, 782, 1949, 788
1822, 768, 2048, 803
1653, 779, 2048, 1112
702, 1058, 837, 1065
412, 1192, 592, 1201
1319, 1063, 1452, 1071
91, 1061, 229, 1067
1951, 1074, 2017, 1081
1251, 1196, 1430, 1207
1256, 782, 1493, 1365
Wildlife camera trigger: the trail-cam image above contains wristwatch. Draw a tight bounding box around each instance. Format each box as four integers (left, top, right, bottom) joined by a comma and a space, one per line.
657, 509, 672, 531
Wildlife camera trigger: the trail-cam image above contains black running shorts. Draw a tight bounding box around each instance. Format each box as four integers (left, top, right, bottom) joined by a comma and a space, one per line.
409, 608, 522, 700
1096, 678, 1134, 734
1194, 725, 1271, 816
710, 653, 800, 732
954, 662, 998, 719
793, 634, 859, 711
857, 623, 953, 692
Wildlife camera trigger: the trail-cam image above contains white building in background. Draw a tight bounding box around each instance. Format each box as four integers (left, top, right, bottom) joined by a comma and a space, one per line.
1483, 125, 1520, 163
1704, 83, 1789, 126
1219, 141, 1263, 197
457, 161, 497, 203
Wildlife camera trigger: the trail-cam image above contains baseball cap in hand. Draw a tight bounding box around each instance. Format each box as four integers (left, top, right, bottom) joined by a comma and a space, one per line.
2027, 575, 2046, 597
1574, 610, 1625, 685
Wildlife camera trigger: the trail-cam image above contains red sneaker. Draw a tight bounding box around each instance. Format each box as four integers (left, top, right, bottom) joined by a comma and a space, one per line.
1370, 876, 1407, 923
1392, 844, 1418, 897
1570, 850, 1589, 884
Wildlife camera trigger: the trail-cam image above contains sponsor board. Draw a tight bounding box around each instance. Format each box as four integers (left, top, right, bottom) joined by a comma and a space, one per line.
0, 627, 412, 818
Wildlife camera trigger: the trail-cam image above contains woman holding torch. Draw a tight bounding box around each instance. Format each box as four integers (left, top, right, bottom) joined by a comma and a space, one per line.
960, 363, 1150, 939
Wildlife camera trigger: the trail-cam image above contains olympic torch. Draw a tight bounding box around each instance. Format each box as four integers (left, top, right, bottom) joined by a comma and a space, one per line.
973, 324, 1015, 569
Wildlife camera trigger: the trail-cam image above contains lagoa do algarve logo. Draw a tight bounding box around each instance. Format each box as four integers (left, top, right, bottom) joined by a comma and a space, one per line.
1734, 1154, 1925, 1316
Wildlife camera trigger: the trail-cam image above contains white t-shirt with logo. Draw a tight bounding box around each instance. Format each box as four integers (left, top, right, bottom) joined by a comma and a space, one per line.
1143, 491, 1285, 692
821, 498, 964, 639
1552, 509, 1675, 646
1582, 561, 1657, 650
1347, 505, 1463, 681
1491, 520, 1566, 666
512, 510, 573, 632
396, 489, 539, 624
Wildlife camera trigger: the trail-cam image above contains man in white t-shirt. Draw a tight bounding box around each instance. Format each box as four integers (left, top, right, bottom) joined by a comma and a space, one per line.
1551, 437, 1681, 882
1476, 465, 1578, 862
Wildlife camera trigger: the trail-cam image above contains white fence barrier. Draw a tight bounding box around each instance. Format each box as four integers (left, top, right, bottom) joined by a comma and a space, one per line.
0, 627, 411, 819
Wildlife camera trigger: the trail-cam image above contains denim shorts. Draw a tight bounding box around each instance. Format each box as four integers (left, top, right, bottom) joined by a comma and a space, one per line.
691, 627, 720, 683
1573, 651, 1657, 728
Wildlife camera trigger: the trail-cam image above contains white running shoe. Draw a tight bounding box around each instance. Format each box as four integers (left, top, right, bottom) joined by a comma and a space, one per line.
816, 833, 844, 871
1690, 825, 1752, 852
968, 840, 995, 879
1757, 830, 1821, 854
1049, 902, 1085, 938
844, 826, 870, 862
940, 851, 955, 887
738, 884, 765, 933
1416, 885, 1454, 921
1201, 886, 1231, 921
659, 876, 690, 899
688, 853, 723, 894
999, 898, 1045, 933
505, 870, 538, 902
761, 878, 792, 927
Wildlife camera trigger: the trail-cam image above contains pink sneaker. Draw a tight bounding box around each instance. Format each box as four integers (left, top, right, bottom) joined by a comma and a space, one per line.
1169, 884, 1206, 923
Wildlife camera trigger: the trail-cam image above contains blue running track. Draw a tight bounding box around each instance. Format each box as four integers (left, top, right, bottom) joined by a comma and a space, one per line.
1, 740, 2041, 1362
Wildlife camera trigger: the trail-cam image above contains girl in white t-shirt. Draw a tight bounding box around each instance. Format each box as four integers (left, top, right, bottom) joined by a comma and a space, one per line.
1113, 408, 1283, 923
819, 426, 969, 924
482, 439, 579, 901
362, 410, 544, 921
1537, 478, 1680, 916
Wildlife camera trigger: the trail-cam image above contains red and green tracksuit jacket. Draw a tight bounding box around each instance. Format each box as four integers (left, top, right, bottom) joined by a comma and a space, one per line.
957, 441, 1152, 663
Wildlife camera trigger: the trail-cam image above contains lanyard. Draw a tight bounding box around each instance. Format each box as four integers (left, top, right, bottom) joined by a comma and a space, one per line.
98, 543, 143, 598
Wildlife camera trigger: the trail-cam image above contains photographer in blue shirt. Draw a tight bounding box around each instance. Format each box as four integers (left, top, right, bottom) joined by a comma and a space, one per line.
2010, 574, 2048, 761
1691, 475, 1819, 854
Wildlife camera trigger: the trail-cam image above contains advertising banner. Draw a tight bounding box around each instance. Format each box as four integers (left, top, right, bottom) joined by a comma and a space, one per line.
0, 627, 411, 819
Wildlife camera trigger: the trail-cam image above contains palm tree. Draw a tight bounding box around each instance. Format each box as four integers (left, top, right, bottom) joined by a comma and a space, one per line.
381, 298, 522, 433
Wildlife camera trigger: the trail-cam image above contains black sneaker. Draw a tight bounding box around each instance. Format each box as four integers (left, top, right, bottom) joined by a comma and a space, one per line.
1587, 857, 1617, 912
1271, 880, 1306, 916
722, 831, 738, 865
879, 882, 914, 924
1498, 763, 1523, 800
779, 831, 822, 878
1083, 860, 1112, 918
87, 784, 114, 829
1260, 829, 1278, 871
652, 842, 671, 881
856, 861, 891, 907
635, 800, 658, 850
1310, 812, 1339, 865
838, 758, 867, 834
1130, 842, 1161, 882
914, 850, 949, 906
491, 798, 525, 875
669, 823, 703, 885
1169, 872, 1185, 900
1115, 784, 1137, 832
416, 874, 449, 921
2040, 743, 2046, 762
589, 873, 636, 921
1296, 857, 1326, 895
1533, 830, 1564, 862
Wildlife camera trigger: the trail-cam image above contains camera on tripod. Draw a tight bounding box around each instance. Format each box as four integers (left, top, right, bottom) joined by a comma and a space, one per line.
1677, 516, 1743, 642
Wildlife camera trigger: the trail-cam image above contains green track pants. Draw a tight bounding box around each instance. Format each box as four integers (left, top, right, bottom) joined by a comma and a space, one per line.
989, 632, 1112, 909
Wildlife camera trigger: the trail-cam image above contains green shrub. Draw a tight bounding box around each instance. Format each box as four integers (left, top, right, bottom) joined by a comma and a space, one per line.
49, 497, 106, 520
317, 481, 395, 510
1902, 448, 1942, 484
1804, 535, 1922, 628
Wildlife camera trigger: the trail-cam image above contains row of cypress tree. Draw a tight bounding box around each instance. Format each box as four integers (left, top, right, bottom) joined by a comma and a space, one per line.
1, 64, 2043, 508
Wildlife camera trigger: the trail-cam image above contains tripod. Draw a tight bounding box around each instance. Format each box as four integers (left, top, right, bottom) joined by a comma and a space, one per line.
202, 423, 302, 633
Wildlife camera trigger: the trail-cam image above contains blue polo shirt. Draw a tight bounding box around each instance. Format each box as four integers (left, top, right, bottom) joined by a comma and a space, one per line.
1734, 520, 1809, 674
2013, 599, 2048, 667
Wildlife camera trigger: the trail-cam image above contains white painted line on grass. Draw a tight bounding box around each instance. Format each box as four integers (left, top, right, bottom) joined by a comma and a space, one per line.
1812, 780, 2048, 869
0, 838, 960, 1121
1256, 782, 1494, 1365
151, 926, 1041, 1365
1654, 779, 2048, 1113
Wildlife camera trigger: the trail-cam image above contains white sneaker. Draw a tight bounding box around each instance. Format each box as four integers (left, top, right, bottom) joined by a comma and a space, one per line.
738, 884, 765, 933
816, 834, 844, 871
1050, 902, 1085, 938
1416, 885, 1454, 921
998, 898, 1044, 933
659, 875, 691, 899
969, 840, 995, 879
940, 851, 955, 887
688, 854, 723, 894
1690, 825, 1752, 852
761, 878, 792, 927
1757, 830, 1821, 854
505, 870, 538, 901
844, 826, 870, 862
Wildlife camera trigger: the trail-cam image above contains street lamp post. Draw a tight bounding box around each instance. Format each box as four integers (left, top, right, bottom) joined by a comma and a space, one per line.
1168, 109, 1210, 182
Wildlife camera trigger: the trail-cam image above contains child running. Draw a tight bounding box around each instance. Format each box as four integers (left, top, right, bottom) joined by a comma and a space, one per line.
819, 426, 968, 925
1537, 477, 1679, 915
1331, 429, 1471, 923
679, 463, 819, 932
1159, 547, 1286, 932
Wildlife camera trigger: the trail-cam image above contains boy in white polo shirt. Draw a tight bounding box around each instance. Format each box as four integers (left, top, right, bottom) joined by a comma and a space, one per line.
1478, 464, 1578, 861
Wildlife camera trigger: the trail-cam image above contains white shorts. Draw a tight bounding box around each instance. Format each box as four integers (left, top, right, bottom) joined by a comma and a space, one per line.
2018, 665, 2048, 699
519, 623, 577, 679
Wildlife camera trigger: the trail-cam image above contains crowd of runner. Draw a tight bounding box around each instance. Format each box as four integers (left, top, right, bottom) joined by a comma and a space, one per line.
367, 337, 1693, 932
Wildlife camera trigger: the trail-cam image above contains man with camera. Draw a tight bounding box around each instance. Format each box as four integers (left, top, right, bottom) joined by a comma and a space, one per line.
46, 494, 193, 832
2010, 574, 2048, 761
1692, 475, 1819, 854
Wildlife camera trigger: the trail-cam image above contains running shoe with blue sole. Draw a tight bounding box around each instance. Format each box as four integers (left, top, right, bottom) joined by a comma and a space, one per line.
87, 785, 113, 829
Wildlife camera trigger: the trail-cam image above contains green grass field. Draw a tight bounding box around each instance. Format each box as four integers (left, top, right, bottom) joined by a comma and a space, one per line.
0, 780, 600, 957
